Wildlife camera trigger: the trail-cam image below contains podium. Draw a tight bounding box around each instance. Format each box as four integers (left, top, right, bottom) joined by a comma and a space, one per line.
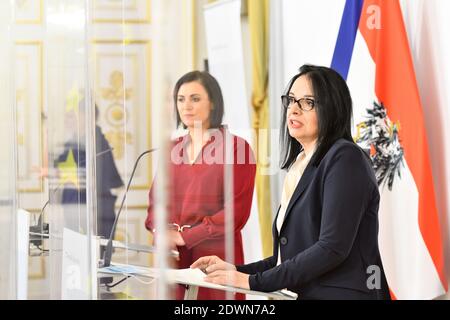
98, 263, 297, 300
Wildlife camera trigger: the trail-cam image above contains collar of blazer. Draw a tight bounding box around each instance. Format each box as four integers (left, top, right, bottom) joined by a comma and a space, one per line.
280, 162, 317, 232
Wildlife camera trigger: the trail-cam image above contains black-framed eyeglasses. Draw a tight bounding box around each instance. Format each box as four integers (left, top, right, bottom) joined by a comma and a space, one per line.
281, 95, 317, 111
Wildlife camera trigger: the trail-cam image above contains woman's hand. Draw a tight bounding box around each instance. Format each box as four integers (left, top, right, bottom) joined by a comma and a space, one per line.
190, 255, 236, 273
190, 255, 249, 289
151, 230, 186, 247
171, 230, 186, 247
204, 270, 250, 289
151, 230, 186, 261
32, 165, 49, 178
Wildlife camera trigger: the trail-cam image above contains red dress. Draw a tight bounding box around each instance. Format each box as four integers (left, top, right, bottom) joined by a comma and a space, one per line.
145, 127, 256, 300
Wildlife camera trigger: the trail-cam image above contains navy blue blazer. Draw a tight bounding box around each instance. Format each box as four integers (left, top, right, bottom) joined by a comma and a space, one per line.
237, 139, 390, 300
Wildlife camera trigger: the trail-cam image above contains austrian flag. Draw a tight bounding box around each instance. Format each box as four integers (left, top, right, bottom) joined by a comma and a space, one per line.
331, 0, 447, 299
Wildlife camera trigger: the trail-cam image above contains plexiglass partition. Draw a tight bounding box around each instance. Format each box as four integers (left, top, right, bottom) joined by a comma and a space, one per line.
0, 1, 17, 300
45, 0, 96, 300
1, 0, 248, 301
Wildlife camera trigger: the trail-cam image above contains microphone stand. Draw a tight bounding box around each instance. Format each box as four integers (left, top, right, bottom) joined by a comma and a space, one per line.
30, 148, 114, 250
100, 148, 157, 268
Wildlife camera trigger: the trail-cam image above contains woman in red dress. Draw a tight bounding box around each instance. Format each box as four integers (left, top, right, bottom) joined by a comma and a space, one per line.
145, 71, 256, 300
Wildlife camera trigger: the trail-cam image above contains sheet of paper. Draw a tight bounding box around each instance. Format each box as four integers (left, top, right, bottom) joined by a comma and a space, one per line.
167, 268, 207, 284
61, 228, 97, 300
98, 264, 298, 300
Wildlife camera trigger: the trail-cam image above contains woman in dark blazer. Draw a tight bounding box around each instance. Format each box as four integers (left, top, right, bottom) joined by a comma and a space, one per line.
191, 65, 390, 300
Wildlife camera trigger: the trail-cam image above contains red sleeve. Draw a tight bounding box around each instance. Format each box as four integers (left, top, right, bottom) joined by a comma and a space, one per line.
181, 138, 256, 249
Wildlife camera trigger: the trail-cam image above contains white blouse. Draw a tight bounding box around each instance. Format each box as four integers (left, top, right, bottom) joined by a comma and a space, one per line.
276, 147, 315, 266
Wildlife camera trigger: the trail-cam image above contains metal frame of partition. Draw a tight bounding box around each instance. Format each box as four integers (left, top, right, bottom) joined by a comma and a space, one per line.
0, 1, 18, 300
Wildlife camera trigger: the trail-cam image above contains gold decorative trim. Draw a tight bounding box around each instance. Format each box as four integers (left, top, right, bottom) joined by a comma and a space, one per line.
92, 0, 151, 24
94, 0, 139, 11
15, 0, 43, 25
28, 255, 46, 280
15, 41, 44, 193
92, 40, 152, 190
191, 0, 197, 69
114, 205, 148, 210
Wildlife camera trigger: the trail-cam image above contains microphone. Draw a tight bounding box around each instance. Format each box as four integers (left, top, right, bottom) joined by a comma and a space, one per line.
100, 148, 157, 268
30, 147, 114, 249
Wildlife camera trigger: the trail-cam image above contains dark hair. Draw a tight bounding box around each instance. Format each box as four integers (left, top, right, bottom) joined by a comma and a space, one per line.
173, 71, 224, 129
280, 64, 354, 170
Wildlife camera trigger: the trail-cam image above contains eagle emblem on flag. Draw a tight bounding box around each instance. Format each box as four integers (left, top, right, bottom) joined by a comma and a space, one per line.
355, 101, 404, 190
